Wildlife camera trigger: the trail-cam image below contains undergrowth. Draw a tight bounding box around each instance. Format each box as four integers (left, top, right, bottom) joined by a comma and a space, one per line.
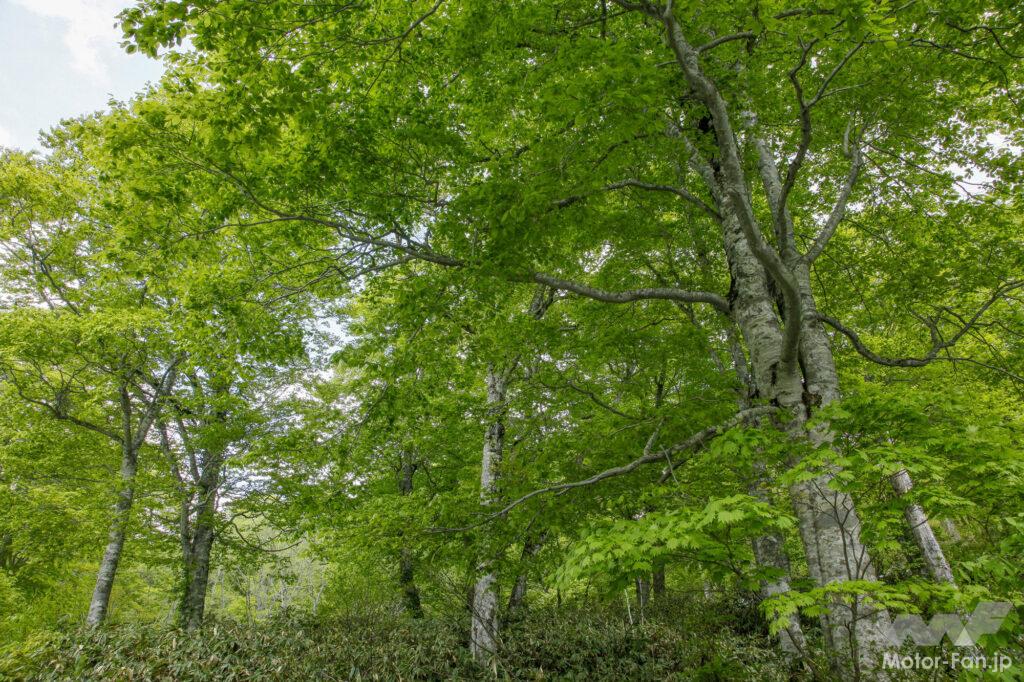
1, 596, 799, 681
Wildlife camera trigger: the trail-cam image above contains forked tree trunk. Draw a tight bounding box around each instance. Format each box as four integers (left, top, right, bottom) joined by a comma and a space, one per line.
652, 9, 899, 669
87, 366, 177, 628
180, 472, 218, 630
720, 204, 891, 671
87, 437, 138, 627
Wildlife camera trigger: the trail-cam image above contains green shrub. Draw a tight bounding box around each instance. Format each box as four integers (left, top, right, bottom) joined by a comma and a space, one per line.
2, 597, 799, 681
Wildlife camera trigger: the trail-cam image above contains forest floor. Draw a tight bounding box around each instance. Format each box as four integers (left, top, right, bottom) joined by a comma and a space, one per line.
3, 595, 808, 681
4, 594, 981, 680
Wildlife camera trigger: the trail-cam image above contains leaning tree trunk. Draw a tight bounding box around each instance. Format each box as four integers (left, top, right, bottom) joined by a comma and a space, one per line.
889, 469, 955, 584
87, 365, 177, 627
508, 535, 542, 611
87, 437, 138, 627
470, 365, 509, 666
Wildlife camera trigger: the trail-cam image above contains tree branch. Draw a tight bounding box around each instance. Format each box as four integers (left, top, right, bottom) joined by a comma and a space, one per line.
697, 32, 756, 53
805, 134, 863, 262
603, 178, 721, 221
438, 406, 777, 530
816, 281, 1023, 366
530, 272, 730, 314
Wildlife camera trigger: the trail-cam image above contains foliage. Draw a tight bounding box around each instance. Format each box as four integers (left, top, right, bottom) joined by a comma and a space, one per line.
3, 597, 794, 682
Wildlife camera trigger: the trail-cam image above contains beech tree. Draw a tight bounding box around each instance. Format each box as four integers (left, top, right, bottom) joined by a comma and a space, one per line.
111, 0, 1024, 674
0, 0, 1022, 679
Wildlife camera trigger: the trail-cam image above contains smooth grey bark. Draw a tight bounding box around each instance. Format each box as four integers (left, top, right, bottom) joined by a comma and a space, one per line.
790, 260, 893, 671
751, 532, 807, 656
721, 326, 808, 655
87, 435, 137, 627
682, 98, 889, 675
635, 576, 650, 618
470, 365, 509, 666
87, 366, 177, 627
471, 288, 551, 662
890, 469, 955, 584
670, 46, 890, 668
615, 7, 892, 668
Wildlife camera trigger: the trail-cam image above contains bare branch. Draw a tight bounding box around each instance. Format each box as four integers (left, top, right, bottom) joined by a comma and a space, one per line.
435, 406, 777, 531
816, 281, 1023, 366
804, 139, 863, 262
697, 32, 756, 54
530, 272, 730, 314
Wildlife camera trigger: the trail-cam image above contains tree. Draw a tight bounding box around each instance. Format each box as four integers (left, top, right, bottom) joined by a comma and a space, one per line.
119, 0, 1024, 672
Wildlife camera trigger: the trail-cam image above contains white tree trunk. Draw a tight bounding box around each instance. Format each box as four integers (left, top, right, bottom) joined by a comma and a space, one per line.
890, 469, 955, 584
87, 440, 137, 626
87, 366, 176, 627
719, 207, 891, 671
470, 365, 508, 666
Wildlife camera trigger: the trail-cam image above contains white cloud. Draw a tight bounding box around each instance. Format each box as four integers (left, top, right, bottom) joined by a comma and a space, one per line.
0, 123, 12, 148
10, 0, 128, 81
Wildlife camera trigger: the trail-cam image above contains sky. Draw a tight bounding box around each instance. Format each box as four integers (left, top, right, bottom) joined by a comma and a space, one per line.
0, 0, 165, 152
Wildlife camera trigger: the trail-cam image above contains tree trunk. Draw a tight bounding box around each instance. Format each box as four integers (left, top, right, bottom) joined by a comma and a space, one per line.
87, 365, 177, 628
890, 469, 955, 584
635, 576, 650, 618
180, 467, 219, 630
941, 518, 961, 543
721, 322, 808, 654
508, 574, 528, 611
790, 260, 893, 672
508, 534, 543, 611
181, 516, 215, 629
470, 365, 508, 666
87, 439, 138, 627
652, 566, 666, 596
751, 531, 808, 655
718, 203, 890, 670
398, 453, 423, 617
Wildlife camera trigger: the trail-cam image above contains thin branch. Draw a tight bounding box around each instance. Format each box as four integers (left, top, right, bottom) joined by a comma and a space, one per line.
530, 272, 730, 314
435, 406, 776, 531
602, 178, 721, 221
805, 137, 863, 263
816, 281, 1023, 366
697, 32, 756, 54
